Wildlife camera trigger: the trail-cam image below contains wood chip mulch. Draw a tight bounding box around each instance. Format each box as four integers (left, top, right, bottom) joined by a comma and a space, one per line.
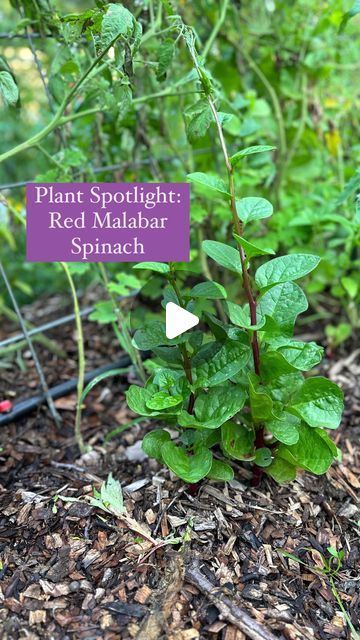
0, 299, 359, 640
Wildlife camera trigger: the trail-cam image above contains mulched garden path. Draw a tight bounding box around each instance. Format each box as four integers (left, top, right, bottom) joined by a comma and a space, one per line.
0, 294, 359, 640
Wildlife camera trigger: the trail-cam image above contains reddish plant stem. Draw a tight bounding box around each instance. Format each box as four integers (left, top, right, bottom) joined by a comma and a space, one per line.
252, 427, 266, 486
188, 40, 265, 483
206, 94, 265, 483
208, 99, 261, 377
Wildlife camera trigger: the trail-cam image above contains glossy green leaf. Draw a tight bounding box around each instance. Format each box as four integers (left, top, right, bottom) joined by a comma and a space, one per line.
249, 376, 276, 422
226, 301, 265, 330
142, 430, 171, 461
255, 254, 320, 289
236, 197, 273, 224
266, 457, 296, 483
207, 459, 234, 481
202, 240, 242, 273
230, 145, 276, 167
221, 421, 255, 460
257, 282, 308, 335
126, 384, 169, 417
255, 447, 273, 467
194, 385, 247, 429
267, 338, 323, 371
266, 413, 300, 445
260, 352, 297, 380
189, 281, 227, 299
193, 340, 250, 388
161, 442, 212, 483
133, 321, 186, 349
133, 262, 170, 274
187, 172, 230, 197
233, 234, 275, 260
289, 377, 344, 429
277, 424, 336, 475
146, 391, 183, 410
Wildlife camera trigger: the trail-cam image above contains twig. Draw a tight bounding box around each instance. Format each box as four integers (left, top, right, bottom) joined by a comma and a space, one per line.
0, 260, 61, 427
185, 560, 281, 640
203, 0, 229, 60
60, 263, 86, 453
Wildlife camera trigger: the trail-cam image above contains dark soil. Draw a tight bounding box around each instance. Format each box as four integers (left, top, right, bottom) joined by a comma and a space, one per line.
0, 295, 359, 640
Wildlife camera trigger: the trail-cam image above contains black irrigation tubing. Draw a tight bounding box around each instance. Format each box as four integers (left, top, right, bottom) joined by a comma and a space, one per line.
0, 292, 138, 349
0, 305, 95, 349
0, 354, 142, 427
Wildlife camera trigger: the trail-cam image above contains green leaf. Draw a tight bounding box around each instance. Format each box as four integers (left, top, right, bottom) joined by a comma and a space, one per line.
89, 301, 117, 324
153, 368, 182, 389
0, 71, 19, 106
161, 442, 212, 483
133, 262, 170, 274
266, 457, 296, 483
249, 375, 276, 422
202, 240, 241, 273
99, 473, 124, 514
255, 254, 320, 289
266, 338, 323, 371
277, 424, 336, 475
255, 447, 273, 467
221, 421, 255, 460
142, 430, 171, 461
133, 321, 186, 350
233, 234, 275, 260
207, 459, 234, 481
80, 367, 129, 404
226, 301, 265, 330
187, 173, 230, 197
193, 340, 250, 388
236, 197, 273, 224
189, 281, 227, 299
156, 39, 175, 80
341, 276, 358, 299
266, 371, 304, 405
230, 145, 276, 167
146, 391, 182, 410
101, 3, 134, 48
193, 385, 247, 429
257, 282, 308, 336
266, 413, 300, 445
153, 346, 183, 365
289, 377, 344, 430
186, 104, 213, 142
336, 169, 360, 204
108, 273, 140, 295
126, 384, 166, 417
260, 352, 296, 381
315, 428, 340, 459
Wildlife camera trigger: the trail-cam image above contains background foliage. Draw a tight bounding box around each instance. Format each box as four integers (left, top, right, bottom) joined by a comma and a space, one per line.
0, 0, 359, 343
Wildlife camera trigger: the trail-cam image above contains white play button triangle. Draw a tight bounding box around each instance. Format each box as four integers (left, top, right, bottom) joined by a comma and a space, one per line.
165, 302, 199, 340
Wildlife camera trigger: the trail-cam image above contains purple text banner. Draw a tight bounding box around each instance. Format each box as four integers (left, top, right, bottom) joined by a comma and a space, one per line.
26, 183, 190, 262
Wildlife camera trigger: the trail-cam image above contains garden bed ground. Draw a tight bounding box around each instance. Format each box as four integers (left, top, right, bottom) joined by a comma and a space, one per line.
0, 295, 359, 640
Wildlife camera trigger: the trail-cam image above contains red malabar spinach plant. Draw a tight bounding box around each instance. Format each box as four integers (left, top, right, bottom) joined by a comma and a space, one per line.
126, 24, 344, 486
